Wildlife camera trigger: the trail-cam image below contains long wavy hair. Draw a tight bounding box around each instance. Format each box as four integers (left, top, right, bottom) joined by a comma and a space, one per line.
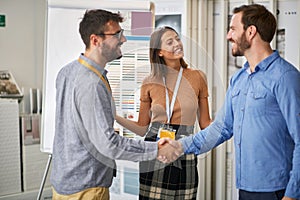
149, 26, 188, 78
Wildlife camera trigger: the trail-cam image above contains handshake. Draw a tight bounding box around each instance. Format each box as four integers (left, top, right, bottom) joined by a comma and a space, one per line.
156, 138, 183, 163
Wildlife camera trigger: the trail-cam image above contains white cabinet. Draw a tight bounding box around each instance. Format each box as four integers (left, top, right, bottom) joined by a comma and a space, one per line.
0, 99, 22, 196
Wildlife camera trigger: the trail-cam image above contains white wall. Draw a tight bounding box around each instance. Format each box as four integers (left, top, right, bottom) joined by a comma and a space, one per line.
0, 1, 299, 199
0, 0, 46, 89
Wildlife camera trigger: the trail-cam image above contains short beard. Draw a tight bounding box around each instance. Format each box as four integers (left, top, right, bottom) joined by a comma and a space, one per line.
232, 32, 250, 57
102, 42, 123, 62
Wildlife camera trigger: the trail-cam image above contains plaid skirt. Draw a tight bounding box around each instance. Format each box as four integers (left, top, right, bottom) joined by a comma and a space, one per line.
139, 122, 198, 200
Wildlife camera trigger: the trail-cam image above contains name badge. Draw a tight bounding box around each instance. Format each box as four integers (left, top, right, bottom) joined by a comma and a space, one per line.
157, 125, 176, 140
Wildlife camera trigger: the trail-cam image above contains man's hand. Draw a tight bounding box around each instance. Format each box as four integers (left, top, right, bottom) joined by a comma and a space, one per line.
157, 138, 183, 163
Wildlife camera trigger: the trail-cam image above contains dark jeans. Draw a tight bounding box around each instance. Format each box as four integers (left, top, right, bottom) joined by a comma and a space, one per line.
239, 189, 285, 200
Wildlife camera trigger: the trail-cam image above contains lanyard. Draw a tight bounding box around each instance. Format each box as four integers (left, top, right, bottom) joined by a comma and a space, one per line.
163, 67, 183, 124
78, 58, 111, 93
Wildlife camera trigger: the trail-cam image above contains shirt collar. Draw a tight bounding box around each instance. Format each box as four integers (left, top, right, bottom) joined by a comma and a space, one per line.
243, 50, 280, 73
79, 53, 108, 76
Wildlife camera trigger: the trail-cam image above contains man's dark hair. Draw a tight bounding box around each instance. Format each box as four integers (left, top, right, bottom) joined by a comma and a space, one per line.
233, 4, 277, 43
79, 9, 123, 49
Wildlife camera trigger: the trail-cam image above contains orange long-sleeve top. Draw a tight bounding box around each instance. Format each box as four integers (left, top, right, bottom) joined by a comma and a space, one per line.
140, 67, 209, 126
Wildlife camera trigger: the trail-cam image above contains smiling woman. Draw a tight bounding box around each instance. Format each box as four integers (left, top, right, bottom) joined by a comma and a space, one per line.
115, 26, 212, 200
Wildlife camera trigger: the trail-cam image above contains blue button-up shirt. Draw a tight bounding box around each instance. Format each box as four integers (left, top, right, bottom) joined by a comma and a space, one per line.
180, 51, 300, 198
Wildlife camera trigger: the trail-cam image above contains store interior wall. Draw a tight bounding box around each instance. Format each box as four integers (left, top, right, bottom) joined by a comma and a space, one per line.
0, 0, 299, 200
0, 0, 46, 90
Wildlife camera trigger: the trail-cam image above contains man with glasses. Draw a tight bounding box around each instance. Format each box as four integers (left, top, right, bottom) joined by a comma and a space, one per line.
50, 9, 179, 200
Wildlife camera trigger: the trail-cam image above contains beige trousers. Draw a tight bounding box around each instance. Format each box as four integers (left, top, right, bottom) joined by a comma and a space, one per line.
52, 187, 109, 200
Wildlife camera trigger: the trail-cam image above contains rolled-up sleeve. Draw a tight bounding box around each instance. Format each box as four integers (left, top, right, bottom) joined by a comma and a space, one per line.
74, 77, 157, 162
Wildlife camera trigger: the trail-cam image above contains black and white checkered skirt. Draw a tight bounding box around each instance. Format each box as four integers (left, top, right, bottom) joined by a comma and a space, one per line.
139, 122, 198, 200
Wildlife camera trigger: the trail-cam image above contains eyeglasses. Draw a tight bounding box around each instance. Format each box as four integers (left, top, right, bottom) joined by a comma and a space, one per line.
96, 29, 124, 40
